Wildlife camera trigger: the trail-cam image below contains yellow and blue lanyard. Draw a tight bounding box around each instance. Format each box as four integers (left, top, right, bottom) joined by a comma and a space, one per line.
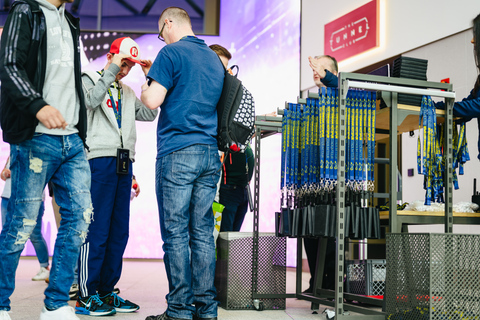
97, 71, 122, 131
332, 89, 339, 182
280, 107, 288, 197
319, 89, 326, 189
367, 91, 376, 186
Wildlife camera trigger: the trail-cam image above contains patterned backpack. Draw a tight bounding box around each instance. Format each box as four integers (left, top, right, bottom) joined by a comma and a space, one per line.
216, 60, 255, 152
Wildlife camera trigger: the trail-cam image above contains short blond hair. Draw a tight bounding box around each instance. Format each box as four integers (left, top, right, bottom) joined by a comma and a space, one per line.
159, 7, 192, 28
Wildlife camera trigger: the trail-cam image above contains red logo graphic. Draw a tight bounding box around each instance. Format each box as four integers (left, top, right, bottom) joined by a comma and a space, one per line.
106, 99, 118, 111
130, 46, 139, 58
324, 0, 379, 62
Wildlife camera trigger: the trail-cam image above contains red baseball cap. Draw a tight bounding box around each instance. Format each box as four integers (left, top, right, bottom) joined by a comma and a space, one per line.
110, 37, 146, 67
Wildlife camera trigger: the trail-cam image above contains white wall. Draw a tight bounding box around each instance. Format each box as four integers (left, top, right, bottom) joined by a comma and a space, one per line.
401, 29, 479, 203
301, 0, 480, 91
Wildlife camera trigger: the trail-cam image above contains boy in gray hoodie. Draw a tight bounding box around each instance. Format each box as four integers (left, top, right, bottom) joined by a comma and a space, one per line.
75, 37, 158, 317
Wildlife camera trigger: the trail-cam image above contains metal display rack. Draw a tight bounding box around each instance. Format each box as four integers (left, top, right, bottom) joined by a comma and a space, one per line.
251, 72, 455, 319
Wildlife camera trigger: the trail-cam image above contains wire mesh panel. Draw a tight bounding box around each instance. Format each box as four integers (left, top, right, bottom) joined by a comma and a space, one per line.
346, 259, 386, 296
386, 233, 480, 320
215, 232, 286, 310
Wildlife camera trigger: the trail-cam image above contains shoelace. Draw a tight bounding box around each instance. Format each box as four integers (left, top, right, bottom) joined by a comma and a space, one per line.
110, 292, 125, 307
86, 295, 104, 309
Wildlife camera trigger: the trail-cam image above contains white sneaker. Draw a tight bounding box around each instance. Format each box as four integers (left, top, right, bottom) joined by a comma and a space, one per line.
32, 267, 50, 281
0, 310, 11, 320
39, 306, 79, 320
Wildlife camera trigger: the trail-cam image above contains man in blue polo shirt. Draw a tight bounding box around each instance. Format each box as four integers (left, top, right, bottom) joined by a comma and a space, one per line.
141, 6, 224, 320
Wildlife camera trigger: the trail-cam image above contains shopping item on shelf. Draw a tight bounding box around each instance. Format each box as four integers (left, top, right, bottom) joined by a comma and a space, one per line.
277, 88, 380, 239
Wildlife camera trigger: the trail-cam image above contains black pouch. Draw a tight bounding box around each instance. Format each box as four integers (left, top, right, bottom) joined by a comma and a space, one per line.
116, 149, 129, 175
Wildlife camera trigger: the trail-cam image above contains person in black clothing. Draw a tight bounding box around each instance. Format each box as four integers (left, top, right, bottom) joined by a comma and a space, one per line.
209, 44, 255, 232
218, 147, 255, 232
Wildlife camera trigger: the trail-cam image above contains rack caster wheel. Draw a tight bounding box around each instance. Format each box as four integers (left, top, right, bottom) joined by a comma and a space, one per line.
253, 299, 264, 311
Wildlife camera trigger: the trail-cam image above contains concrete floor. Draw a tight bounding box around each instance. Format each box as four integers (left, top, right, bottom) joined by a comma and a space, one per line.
4, 257, 336, 320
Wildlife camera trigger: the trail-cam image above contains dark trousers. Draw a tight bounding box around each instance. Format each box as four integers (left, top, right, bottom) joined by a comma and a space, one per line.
78, 157, 132, 297
304, 237, 336, 290
219, 184, 248, 232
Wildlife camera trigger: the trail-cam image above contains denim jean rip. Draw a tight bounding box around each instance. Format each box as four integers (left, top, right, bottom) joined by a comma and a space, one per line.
29, 157, 43, 173
83, 205, 93, 224
14, 218, 36, 244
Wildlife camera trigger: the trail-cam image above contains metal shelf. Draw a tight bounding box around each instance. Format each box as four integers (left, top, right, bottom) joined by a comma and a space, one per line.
250, 72, 455, 319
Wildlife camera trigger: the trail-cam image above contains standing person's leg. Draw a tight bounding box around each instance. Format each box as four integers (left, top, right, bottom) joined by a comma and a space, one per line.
190, 144, 221, 319
231, 187, 249, 232
218, 185, 242, 232
98, 163, 131, 294
0, 135, 53, 311
75, 157, 116, 316
156, 146, 199, 319
78, 157, 117, 299
303, 237, 318, 292
97, 162, 138, 313
30, 201, 50, 280
44, 134, 92, 310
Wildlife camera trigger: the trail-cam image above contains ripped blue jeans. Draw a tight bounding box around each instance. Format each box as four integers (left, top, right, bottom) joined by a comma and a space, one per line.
0, 133, 92, 311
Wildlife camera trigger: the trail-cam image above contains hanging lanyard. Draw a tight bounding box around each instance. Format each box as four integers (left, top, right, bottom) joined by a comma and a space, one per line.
305, 99, 316, 192
281, 108, 288, 195
348, 90, 356, 185
318, 89, 326, 189
312, 98, 319, 191
368, 92, 376, 187
333, 88, 338, 182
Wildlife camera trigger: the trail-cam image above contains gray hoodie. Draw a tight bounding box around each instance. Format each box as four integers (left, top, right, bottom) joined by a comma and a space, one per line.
36, 0, 80, 136
82, 64, 158, 161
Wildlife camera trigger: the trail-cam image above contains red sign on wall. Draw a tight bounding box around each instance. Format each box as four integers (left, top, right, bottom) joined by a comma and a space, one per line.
324, 0, 379, 62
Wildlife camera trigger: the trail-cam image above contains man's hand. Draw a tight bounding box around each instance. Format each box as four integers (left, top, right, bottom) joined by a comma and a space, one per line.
308, 56, 327, 79
111, 53, 132, 68
140, 60, 153, 76
36, 105, 67, 129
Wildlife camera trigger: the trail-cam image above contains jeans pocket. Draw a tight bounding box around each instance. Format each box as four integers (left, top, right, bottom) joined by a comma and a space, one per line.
171, 150, 205, 185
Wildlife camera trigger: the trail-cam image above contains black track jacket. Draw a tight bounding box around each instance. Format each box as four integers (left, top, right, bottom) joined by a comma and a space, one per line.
0, 0, 87, 145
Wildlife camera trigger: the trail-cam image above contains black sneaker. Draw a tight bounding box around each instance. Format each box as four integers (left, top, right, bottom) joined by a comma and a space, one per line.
100, 292, 139, 313
69, 284, 79, 301
145, 312, 183, 320
75, 294, 116, 316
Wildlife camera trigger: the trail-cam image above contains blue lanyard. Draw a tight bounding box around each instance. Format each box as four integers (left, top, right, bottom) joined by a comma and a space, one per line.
97, 71, 122, 129
333, 88, 338, 181
368, 91, 376, 184
281, 108, 288, 193
319, 89, 326, 188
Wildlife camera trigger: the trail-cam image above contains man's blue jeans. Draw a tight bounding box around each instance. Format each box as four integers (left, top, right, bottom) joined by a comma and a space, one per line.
0, 133, 92, 311
156, 144, 220, 319
1, 198, 50, 268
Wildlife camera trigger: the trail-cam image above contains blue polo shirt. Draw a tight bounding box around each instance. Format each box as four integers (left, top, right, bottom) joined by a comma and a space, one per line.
148, 36, 224, 158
